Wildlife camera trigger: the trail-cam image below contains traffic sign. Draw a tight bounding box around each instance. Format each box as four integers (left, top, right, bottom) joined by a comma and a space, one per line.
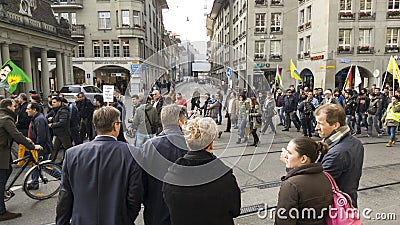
226, 67, 233, 78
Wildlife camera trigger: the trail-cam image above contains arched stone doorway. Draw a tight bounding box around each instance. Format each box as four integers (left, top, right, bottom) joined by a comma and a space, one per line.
335, 66, 371, 92
300, 69, 314, 90
94, 66, 130, 93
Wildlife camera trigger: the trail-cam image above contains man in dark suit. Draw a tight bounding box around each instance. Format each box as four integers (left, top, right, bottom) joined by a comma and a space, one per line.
56, 106, 142, 225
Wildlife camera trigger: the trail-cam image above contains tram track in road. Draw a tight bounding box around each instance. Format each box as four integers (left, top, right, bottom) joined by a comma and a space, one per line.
218, 139, 390, 160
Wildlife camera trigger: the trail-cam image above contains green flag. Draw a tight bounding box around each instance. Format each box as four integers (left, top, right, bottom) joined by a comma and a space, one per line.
0, 60, 32, 93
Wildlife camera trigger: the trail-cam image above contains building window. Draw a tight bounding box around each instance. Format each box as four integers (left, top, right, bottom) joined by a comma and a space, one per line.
386, 28, 399, 47
123, 40, 130, 57
133, 11, 140, 27
306, 6, 312, 22
271, 13, 281, 32
103, 41, 110, 57
359, 29, 371, 46
338, 29, 352, 50
71, 12, 76, 25
255, 41, 265, 59
78, 41, 84, 57
360, 0, 372, 12
388, 0, 400, 10
305, 36, 311, 54
299, 10, 305, 25
255, 13, 266, 33
299, 38, 304, 55
113, 41, 120, 57
340, 0, 352, 12
98, 11, 111, 29
270, 40, 281, 56
93, 40, 100, 57
122, 10, 130, 26
60, 12, 69, 22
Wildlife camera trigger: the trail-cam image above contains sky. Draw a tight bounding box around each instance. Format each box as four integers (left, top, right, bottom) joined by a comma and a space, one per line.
163, 0, 214, 42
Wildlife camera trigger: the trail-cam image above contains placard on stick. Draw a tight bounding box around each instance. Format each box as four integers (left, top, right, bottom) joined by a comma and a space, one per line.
103, 85, 114, 103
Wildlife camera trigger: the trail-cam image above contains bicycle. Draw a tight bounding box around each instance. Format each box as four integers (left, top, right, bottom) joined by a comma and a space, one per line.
4, 149, 62, 201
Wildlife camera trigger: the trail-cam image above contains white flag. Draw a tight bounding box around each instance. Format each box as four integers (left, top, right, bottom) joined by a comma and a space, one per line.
354, 65, 362, 89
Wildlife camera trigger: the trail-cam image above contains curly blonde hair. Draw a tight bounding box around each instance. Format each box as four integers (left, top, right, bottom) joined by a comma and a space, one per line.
183, 117, 218, 151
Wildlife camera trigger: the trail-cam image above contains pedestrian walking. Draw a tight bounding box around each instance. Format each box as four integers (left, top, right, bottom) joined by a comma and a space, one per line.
382, 95, 400, 147
56, 106, 142, 225
298, 94, 315, 137
75, 92, 94, 141
366, 93, 383, 137
224, 92, 239, 132
249, 97, 261, 146
140, 105, 188, 225
48, 97, 72, 163
260, 92, 276, 134
236, 93, 250, 144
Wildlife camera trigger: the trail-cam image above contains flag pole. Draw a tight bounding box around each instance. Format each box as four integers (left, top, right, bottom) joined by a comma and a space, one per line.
343, 64, 352, 90
382, 56, 392, 88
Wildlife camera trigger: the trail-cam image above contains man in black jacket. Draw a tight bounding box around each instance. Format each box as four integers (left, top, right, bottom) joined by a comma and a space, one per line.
56, 106, 142, 225
75, 92, 94, 142
48, 97, 71, 163
282, 90, 301, 132
137, 104, 188, 225
315, 104, 364, 207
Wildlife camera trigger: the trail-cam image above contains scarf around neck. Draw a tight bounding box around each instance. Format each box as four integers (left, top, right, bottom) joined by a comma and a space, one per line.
322, 125, 350, 146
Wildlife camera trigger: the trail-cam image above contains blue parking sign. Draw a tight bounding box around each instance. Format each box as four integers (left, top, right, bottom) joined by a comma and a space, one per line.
226, 67, 232, 78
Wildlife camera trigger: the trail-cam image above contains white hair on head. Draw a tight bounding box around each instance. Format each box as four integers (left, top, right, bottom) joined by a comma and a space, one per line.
183, 117, 218, 151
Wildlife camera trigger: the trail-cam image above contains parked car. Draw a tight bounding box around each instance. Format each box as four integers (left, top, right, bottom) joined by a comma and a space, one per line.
60, 85, 102, 103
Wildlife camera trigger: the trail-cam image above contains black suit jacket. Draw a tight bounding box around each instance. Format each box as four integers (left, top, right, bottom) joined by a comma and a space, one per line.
56, 136, 142, 225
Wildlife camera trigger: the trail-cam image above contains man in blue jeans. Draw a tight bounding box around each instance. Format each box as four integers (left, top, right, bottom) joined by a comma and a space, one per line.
26, 102, 53, 190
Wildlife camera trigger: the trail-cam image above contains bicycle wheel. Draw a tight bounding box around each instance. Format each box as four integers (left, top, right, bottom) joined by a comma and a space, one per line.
23, 161, 62, 200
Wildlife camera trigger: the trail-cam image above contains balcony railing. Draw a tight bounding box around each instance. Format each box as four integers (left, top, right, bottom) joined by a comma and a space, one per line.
385, 46, 400, 53
387, 10, 400, 19
271, 26, 282, 33
298, 24, 304, 32
116, 26, 145, 38
357, 46, 374, 54
339, 12, 355, 20
71, 24, 85, 38
297, 53, 304, 59
255, 0, 267, 6
305, 21, 311, 29
269, 54, 282, 61
299, 0, 305, 4
337, 46, 354, 54
271, 0, 283, 6
52, 0, 83, 9
254, 55, 265, 61
0, 11, 70, 38
358, 12, 375, 20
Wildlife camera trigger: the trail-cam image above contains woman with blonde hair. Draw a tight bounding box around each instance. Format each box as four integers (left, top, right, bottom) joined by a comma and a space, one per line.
276, 137, 333, 225
163, 117, 241, 225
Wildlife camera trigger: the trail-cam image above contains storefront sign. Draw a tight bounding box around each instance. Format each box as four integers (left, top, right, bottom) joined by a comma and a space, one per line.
310, 55, 324, 60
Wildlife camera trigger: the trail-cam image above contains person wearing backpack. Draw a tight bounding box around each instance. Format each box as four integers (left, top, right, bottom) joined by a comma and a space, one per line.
131, 95, 159, 149
276, 137, 332, 225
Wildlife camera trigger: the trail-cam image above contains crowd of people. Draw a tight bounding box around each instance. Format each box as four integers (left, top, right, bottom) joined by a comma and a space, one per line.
0, 79, 383, 224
